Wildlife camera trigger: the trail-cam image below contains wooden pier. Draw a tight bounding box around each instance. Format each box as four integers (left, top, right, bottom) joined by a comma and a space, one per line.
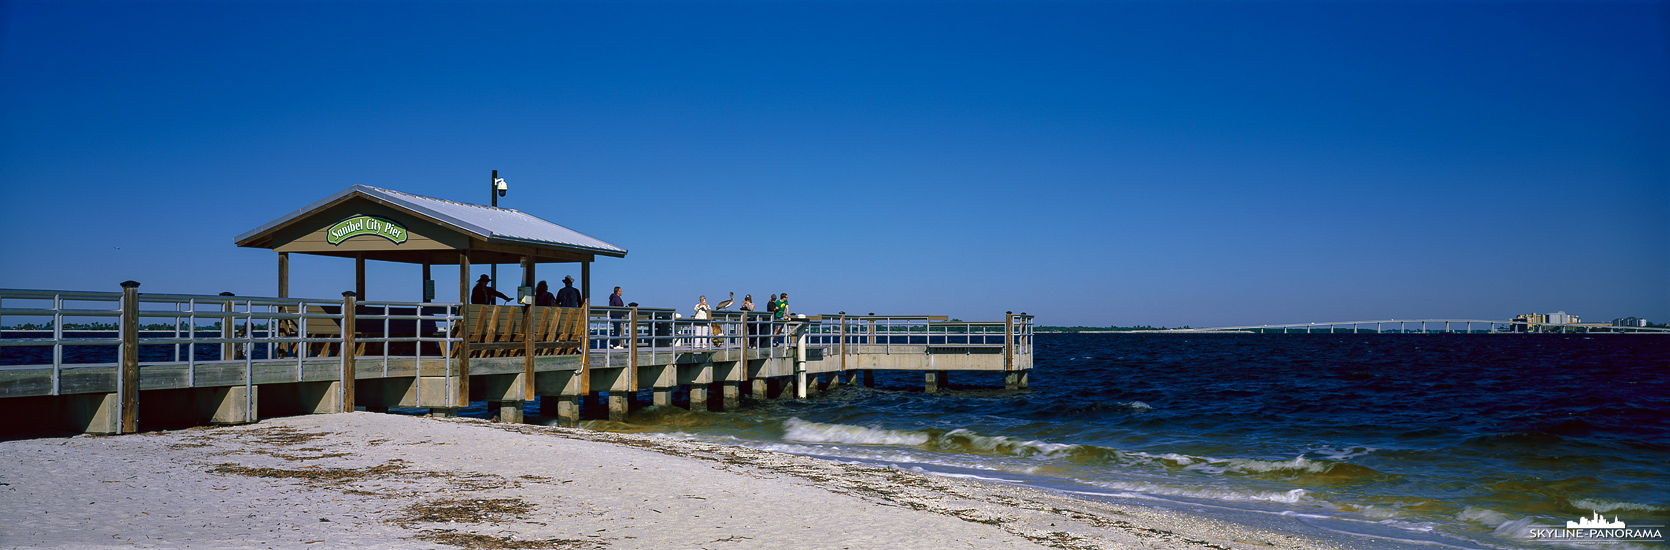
0, 184, 1031, 435
0, 285, 1033, 435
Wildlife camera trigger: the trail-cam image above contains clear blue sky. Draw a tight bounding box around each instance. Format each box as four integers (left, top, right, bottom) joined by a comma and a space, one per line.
2, 1, 1666, 327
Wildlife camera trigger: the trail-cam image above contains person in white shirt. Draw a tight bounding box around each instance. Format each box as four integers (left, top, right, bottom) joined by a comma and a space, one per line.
692, 296, 712, 347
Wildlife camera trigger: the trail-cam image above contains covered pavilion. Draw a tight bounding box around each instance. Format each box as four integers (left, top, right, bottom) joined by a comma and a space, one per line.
234, 184, 627, 304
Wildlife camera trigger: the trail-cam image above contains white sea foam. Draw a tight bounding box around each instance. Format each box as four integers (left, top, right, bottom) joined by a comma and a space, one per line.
1309, 446, 1376, 460
781, 417, 930, 446
1187, 456, 1332, 475
1457, 507, 1515, 527
1083, 479, 1312, 504
1377, 519, 1440, 533
936, 428, 1077, 457
1571, 498, 1669, 513
903, 466, 1024, 483
1123, 451, 1199, 467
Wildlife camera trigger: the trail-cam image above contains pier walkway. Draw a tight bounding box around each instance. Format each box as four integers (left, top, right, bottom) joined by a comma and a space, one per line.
0, 284, 1033, 435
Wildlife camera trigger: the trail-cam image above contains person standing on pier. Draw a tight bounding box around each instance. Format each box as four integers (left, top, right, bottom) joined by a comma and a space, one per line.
692, 295, 713, 348
740, 294, 757, 347
533, 281, 557, 306
609, 286, 626, 348
772, 292, 789, 345
471, 275, 511, 305
554, 275, 582, 308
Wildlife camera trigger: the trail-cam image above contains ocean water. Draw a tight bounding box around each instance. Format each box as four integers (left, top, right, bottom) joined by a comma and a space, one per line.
571, 333, 1670, 549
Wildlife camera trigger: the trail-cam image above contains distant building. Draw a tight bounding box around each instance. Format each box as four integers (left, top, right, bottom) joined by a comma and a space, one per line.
1510, 312, 1589, 332
1510, 313, 1546, 332
1612, 317, 1648, 327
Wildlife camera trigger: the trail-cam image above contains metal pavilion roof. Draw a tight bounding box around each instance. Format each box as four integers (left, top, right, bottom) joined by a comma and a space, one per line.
234, 184, 627, 259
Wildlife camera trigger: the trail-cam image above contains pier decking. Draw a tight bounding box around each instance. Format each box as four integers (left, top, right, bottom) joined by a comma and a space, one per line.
0, 285, 1033, 435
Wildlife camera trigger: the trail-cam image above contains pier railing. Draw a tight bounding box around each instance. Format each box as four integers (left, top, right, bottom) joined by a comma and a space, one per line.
801, 314, 1034, 353
576, 310, 1036, 359
0, 287, 465, 397
4, 294, 1039, 378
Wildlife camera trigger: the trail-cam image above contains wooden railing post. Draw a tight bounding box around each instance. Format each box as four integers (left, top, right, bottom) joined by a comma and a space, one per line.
839, 312, 847, 372
117, 281, 141, 433
628, 305, 639, 389
220, 292, 236, 361
523, 303, 535, 402
457, 254, 471, 408
341, 291, 356, 412
578, 299, 590, 395
1004, 311, 1014, 372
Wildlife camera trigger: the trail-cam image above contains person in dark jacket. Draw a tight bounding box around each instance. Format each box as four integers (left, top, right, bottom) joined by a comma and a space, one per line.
470, 275, 510, 305
555, 275, 582, 308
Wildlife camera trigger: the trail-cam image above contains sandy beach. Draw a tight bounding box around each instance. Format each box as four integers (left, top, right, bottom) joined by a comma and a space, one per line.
1, 413, 1374, 550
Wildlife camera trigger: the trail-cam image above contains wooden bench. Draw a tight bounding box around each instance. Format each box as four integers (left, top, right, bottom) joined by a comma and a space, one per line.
451, 305, 585, 358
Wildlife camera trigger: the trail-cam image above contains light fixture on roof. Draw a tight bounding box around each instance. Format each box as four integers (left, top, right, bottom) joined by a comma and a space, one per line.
490, 169, 508, 208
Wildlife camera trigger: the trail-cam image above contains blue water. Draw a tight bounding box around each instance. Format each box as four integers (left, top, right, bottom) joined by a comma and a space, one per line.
576, 333, 1670, 549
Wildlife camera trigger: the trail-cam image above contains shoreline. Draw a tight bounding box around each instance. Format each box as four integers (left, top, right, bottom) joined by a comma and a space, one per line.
3, 413, 1425, 549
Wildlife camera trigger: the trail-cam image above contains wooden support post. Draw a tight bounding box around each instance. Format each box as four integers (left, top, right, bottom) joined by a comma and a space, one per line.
119, 280, 140, 434
579, 299, 591, 395
421, 260, 431, 301
519, 255, 536, 402
355, 254, 366, 301
341, 291, 357, 412
581, 261, 590, 304
277, 252, 289, 298
523, 299, 535, 402
221, 292, 236, 361
458, 253, 471, 408
1004, 311, 1014, 373
839, 312, 847, 373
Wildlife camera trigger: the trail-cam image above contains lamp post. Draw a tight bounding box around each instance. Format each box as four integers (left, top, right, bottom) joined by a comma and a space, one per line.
489, 170, 508, 299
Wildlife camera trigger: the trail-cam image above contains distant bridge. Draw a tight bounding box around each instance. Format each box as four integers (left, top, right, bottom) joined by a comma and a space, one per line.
1160, 319, 1670, 334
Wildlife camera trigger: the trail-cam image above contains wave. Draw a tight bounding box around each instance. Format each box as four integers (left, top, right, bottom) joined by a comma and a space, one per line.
1187, 456, 1390, 482
782, 418, 930, 446
1079, 480, 1313, 504
1570, 498, 1670, 516
776, 418, 1389, 484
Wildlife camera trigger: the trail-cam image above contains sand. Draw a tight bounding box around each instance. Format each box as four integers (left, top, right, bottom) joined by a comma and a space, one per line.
0, 413, 1370, 550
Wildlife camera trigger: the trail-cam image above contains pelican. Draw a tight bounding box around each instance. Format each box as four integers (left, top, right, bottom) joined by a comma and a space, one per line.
715, 292, 734, 310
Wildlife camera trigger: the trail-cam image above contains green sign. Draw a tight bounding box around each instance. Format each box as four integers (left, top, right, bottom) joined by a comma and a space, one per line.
327, 216, 408, 245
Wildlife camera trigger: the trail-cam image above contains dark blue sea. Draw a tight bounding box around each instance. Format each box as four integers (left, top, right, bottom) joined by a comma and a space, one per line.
572, 333, 1669, 549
